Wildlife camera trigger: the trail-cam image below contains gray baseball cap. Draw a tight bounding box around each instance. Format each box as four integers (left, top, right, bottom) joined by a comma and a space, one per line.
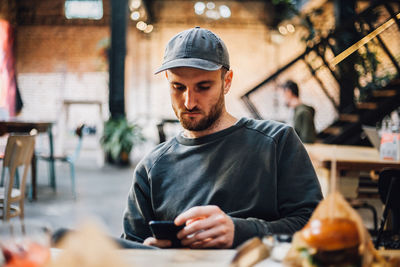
154, 27, 230, 74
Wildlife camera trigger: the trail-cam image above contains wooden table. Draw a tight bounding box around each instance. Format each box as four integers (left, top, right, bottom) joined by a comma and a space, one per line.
305, 143, 400, 172
117, 249, 236, 267
88, 248, 399, 266
0, 120, 55, 200
304, 143, 400, 196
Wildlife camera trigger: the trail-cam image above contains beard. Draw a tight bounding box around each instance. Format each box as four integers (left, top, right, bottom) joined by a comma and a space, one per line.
173, 87, 225, 132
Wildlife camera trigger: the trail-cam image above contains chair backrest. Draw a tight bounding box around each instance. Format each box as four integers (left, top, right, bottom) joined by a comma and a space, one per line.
378, 168, 400, 231
69, 124, 85, 162
378, 168, 400, 209
2, 134, 35, 220
375, 168, 400, 247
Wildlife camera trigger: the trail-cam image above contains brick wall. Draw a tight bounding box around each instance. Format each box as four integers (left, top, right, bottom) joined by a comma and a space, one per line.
14, 13, 336, 145
16, 26, 109, 126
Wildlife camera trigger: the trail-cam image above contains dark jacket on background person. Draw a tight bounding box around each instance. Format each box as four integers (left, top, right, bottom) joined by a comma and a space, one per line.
293, 104, 316, 143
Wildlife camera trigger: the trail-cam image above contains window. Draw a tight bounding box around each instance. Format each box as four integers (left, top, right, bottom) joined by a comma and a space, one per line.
65, 0, 103, 20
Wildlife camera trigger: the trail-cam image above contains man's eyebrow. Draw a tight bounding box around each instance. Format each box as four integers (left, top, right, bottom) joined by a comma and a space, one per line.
171, 81, 213, 86
197, 80, 214, 85
171, 82, 185, 86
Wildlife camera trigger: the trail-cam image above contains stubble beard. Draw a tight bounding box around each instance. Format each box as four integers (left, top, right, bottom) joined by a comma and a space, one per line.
174, 87, 225, 132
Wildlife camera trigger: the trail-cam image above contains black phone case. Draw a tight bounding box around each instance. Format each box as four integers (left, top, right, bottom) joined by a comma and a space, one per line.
149, 221, 184, 248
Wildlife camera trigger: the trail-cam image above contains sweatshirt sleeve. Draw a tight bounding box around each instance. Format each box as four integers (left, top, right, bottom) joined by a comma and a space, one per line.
231, 126, 322, 247
122, 164, 154, 243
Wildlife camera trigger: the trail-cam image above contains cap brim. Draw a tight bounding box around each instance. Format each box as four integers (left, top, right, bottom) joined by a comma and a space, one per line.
154, 58, 222, 74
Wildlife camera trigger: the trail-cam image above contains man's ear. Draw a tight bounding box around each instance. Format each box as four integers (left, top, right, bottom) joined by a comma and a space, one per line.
223, 70, 233, 94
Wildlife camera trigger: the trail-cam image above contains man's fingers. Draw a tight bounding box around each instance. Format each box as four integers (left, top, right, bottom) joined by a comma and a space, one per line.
143, 237, 172, 248
178, 216, 211, 239
174, 205, 234, 248
175, 205, 220, 225
180, 225, 222, 246
187, 234, 231, 249
198, 235, 232, 249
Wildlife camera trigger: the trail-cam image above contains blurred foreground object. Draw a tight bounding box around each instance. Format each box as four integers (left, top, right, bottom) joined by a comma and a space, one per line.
0, 221, 51, 267
230, 237, 270, 267
284, 192, 394, 266
49, 221, 129, 267
375, 168, 400, 249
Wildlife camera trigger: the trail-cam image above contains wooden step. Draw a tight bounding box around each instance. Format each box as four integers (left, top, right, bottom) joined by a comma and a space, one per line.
372, 90, 397, 97
339, 114, 359, 123
322, 126, 342, 136
389, 78, 400, 86
357, 102, 378, 110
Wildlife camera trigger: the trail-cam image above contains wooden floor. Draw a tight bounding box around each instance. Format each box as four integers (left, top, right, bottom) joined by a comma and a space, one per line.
24, 149, 136, 237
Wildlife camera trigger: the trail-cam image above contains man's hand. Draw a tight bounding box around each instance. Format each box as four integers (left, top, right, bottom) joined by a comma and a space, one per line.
143, 237, 172, 248
174, 205, 234, 249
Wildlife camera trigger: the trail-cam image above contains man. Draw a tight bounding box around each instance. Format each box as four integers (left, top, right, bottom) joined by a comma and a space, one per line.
282, 80, 317, 143
123, 27, 322, 249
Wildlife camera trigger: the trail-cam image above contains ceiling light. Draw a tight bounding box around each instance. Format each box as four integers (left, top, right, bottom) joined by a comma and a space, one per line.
130, 0, 141, 10
144, 24, 154, 34
194, 2, 206, 15
136, 21, 147, 31
286, 24, 295, 33
130, 11, 140, 21
278, 26, 288, 35
194, 2, 230, 20
205, 10, 220, 20
206, 2, 215, 10
219, 5, 231, 18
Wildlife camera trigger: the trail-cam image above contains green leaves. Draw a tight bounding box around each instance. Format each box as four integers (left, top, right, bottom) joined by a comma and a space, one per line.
100, 117, 144, 162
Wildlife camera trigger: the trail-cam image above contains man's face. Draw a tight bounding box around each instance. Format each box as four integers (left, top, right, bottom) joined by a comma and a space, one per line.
166, 67, 228, 131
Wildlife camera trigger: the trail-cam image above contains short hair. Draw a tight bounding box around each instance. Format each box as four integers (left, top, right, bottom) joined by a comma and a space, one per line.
221, 67, 229, 80
283, 80, 299, 98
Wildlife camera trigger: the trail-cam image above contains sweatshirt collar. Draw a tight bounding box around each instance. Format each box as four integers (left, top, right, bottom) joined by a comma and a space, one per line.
176, 117, 247, 146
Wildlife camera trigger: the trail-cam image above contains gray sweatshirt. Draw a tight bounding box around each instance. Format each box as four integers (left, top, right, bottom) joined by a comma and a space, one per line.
123, 117, 322, 248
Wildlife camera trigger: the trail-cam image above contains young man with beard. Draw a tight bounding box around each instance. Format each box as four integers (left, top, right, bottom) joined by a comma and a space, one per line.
122, 27, 322, 249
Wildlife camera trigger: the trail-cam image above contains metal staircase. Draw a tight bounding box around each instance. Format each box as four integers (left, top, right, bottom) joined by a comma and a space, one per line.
241, 1, 400, 146
317, 78, 400, 145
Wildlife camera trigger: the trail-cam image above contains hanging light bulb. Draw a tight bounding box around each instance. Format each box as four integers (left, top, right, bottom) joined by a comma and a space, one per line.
144, 24, 154, 33
136, 21, 147, 31
130, 11, 140, 21
219, 5, 231, 18
206, 2, 215, 9
194, 2, 206, 15
286, 24, 295, 33
130, 0, 141, 10
278, 26, 288, 35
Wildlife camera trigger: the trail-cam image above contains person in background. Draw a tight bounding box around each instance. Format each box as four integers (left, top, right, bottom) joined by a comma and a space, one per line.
123, 27, 322, 249
282, 80, 317, 143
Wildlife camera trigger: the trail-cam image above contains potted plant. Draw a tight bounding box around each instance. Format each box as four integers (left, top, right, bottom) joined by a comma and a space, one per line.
101, 117, 144, 165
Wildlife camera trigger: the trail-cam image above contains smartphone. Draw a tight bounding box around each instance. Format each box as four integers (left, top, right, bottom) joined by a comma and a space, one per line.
149, 221, 185, 248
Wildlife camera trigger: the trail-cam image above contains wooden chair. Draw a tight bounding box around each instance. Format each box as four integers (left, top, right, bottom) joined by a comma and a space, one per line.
349, 173, 379, 233
0, 134, 35, 221
375, 168, 400, 248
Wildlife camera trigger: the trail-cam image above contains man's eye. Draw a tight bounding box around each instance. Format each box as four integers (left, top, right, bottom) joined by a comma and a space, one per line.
198, 86, 210, 91
174, 86, 186, 91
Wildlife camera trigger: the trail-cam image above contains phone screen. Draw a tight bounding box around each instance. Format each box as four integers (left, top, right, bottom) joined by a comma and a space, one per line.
148, 221, 184, 248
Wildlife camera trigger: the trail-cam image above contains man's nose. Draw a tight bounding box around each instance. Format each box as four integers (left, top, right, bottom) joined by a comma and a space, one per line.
184, 89, 196, 110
